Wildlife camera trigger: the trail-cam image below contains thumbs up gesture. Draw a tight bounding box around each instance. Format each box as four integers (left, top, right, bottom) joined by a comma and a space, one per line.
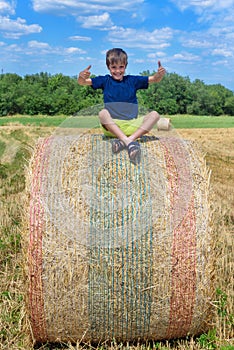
153, 60, 166, 82
79, 65, 92, 80
78, 65, 92, 85
157, 60, 166, 76
149, 61, 166, 84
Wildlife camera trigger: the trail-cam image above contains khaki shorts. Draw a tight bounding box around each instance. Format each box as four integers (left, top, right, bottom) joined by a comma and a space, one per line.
101, 116, 144, 137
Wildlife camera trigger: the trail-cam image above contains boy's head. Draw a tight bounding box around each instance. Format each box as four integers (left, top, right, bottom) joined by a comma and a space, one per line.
106, 48, 128, 68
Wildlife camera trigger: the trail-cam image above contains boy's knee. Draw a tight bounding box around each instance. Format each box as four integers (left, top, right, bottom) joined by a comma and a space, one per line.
98, 109, 107, 124
98, 108, 106, 119
99, 108, 110, 122
144, 111, 160, 125
151, 111, 160, 123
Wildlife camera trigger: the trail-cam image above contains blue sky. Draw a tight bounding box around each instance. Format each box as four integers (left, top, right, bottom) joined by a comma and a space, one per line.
1, 0, 234, 90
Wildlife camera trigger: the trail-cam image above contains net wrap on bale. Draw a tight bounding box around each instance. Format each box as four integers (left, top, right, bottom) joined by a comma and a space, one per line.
24, 129, 215, 344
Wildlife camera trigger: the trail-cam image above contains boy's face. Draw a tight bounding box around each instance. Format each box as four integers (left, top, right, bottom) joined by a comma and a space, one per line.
108, 61, 126, 81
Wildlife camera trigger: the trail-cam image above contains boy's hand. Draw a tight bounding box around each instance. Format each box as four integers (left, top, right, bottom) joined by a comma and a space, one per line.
149, 60, 166, 84
79, 65, 92, 80
78, 65, 92, 85
157, 60, 166, 78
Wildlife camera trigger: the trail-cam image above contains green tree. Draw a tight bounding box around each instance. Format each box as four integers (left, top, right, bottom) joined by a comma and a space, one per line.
138, 72, 192, 115
206, 84, 233, 115
0, 71, 233, 116
224, 96, 234, 115
0, 74, 23, 115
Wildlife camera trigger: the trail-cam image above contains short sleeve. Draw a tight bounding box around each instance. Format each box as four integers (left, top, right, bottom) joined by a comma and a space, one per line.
134, 75, 149, 90
91, 75, 107, 90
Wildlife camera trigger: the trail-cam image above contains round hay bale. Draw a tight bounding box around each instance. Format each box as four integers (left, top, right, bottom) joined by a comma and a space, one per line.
24, 129, 215, 344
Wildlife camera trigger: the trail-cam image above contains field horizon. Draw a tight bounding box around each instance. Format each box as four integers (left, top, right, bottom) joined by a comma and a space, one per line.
0, 114, 234, 129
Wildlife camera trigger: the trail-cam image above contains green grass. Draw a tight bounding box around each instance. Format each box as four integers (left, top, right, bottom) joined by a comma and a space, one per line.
170, 114, 234, 128
0, 115, 98, 127
0, 115, 67, 127
0, 114, 233, 128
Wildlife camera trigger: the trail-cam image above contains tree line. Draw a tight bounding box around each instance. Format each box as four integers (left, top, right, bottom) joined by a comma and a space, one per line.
0, 71, 234, 116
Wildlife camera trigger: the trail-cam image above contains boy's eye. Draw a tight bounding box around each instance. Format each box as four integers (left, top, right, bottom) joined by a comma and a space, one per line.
110, 65, 125, 70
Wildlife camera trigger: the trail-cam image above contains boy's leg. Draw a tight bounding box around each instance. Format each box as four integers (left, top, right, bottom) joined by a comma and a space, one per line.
99, 109, 129, 144
99, 109, 160, 164
128, 111, 160, 142
99, 109, 160, 142
126, 111, 159, 164
99, 109, 141, 163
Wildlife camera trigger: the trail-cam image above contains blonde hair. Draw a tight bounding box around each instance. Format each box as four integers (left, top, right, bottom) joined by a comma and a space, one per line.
106, 48, 128, 68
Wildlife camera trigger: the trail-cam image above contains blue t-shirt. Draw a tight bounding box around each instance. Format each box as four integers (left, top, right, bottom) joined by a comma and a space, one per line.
91, 74, 149, 120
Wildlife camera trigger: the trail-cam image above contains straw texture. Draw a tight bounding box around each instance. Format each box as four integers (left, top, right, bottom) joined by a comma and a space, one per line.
24, 129, 215, 344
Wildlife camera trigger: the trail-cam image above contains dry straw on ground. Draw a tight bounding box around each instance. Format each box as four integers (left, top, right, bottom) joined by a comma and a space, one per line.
23, 128, 215, 345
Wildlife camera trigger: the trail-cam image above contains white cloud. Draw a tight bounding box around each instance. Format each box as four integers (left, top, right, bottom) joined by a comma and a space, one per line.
0, 0, 15, 15
208, 25, 234, 37
78, 12, 113, 28
212, 59, 229, 66
182, 38, 213, 49
69, 35, 91, 41
5, 43, 23, 52
0, 40, 87, 61
0, 16, 42, 38
107, 27, 174, 49
212, 48, 233, 57
28, 40, 50, 49
148, 52, 166, 59
26, 40, 87, 57
134, 59, 144, 63
64, 47, 86, 54
180, 26, 234, 60
165, 4, 233, 71
32, 0, 144, 14
170, 0, 234, 30
173, 52, 200, 62
170, 0, 234, 12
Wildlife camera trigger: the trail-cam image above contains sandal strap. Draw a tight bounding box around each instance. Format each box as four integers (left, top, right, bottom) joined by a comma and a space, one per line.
127, 141, 141, 165
127, 141, 140, 154
112, 139, 126, 154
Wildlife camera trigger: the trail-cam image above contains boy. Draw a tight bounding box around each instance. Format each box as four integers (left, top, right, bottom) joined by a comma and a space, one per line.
78, 48, 166, 165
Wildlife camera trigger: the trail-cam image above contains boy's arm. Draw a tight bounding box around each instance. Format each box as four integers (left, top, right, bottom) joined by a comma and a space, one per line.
148, 61, 166, 84
77, 65, 92, 86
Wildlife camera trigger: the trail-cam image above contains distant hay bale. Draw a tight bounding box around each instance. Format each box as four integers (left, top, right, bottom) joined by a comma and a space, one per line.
24, 129, 215, 344
157, 117, 171, 131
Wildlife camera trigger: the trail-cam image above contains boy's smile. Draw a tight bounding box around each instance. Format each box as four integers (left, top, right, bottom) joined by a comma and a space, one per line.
109, 63, 126, 81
